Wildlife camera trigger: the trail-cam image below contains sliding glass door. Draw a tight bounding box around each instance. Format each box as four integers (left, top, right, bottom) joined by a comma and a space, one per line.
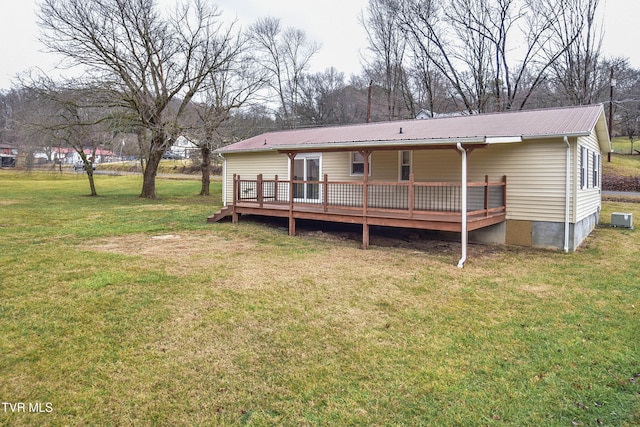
293, 155, 321, 201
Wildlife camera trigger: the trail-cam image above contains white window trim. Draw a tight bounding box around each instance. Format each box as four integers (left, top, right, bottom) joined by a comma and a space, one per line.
398, 150, 412, 181
580, 146, 587, 189
287, 153, 323, 202
349, 151, 371, 176
593, 151, 600, 188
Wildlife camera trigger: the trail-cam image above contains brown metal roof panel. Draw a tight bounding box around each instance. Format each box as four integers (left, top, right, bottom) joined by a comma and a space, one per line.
218, 104, 605, 153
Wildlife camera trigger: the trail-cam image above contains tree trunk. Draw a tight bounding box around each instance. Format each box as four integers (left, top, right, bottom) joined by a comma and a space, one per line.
140, 149, 163, 198
199, 146, 211, 196
140, 130, 166, 199
86, 169, 98, 196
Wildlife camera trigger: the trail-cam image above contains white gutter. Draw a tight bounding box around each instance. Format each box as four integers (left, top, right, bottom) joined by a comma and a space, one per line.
217, 137, 487, 155
563, 136, 570, 252
456, 142, 468, 268
521, 132, 590, 140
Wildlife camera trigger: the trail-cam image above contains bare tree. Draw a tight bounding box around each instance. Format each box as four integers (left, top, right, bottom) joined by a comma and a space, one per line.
396, 0, 593, 113
298, 67, 349, 125
361, 0, 413, 119
20, 77, 109, 195
250, 17, 320, 128
186, 42, 265, 196
38, 0, 240, 198
609, 59, 640, 152
548, 0, 603, 105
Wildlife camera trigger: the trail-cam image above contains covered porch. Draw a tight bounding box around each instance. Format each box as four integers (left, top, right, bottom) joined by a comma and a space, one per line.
210, 145, 507, 267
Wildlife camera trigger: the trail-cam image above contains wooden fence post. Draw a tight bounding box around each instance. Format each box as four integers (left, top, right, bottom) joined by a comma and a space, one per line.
274, 175, 279, 202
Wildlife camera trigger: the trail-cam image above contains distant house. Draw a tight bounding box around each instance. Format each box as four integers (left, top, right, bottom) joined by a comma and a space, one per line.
50, 148, 116, 164
415, 109, 465, 119
168, 136, 198, 159
210, 105, 611, 267
0, 143, 17, 167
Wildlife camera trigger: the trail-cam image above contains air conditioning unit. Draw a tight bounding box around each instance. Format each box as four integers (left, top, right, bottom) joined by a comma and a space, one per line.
611, 212, 633, 229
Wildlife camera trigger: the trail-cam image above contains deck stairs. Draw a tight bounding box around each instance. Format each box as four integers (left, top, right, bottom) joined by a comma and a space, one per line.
207, 206, 233, 223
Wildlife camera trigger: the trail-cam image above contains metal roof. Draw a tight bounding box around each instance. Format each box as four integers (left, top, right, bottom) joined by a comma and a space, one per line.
218, 104, 610, 153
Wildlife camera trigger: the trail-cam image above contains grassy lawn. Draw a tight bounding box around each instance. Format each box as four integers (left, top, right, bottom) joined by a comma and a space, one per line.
604, 154, 640, 178
0, 171, 639, 426
612, 136, 639, 156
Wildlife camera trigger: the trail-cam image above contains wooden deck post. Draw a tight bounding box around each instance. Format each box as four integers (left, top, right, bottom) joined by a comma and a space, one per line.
287, 152, 296, 236
323, 174, 329, 212
502, 175, 507, 212
361, 150, 370, 216
232, 174, 239, 223
409, 173, 415, 218
363, 220, 369, 249
257, 174, 263, 208
484, 174, 489, 217
361, 150, 371, 249
274, 175, 279, 202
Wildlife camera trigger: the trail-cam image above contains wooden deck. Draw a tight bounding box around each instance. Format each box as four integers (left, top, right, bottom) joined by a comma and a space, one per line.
208, 174, 507, 248
229, 201, 506, 233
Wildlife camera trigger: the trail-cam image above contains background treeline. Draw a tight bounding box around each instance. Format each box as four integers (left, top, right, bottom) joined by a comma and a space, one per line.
0, 0, 638, 196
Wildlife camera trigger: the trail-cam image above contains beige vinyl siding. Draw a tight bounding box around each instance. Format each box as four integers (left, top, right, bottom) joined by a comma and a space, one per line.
223, 151, 288, 204
575, 129, 602, 222
409, 141, 569, 222
473, 141, 569, 222
320, 151, 402, 182
321, 152, 352, 181
370, 151, 398, 181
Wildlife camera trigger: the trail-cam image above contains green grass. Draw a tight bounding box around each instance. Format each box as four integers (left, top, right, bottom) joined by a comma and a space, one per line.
1, 171, 639, 426
612, 136, 639, 155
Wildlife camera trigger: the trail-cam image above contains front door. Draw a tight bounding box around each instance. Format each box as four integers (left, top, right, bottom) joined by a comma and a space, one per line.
293, 155, 321, 201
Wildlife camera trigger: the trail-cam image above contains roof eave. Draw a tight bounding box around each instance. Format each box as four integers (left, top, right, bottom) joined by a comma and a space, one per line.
273, 137, 488, 153
520, 132, 591, 140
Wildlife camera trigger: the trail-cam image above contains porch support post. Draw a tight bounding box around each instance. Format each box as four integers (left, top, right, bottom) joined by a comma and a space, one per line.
409, 173, 415, 218
456, 143, 468, 268
484, 175, 489, 217
360, 150, 371, 249
323, 174, 329, 212
232, 174, 239, 223
287, 152, 297, 236
257, 174, 263, 208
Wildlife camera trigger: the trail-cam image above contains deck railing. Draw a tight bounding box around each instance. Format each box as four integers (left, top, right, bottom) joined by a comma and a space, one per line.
234, 174, 506, 217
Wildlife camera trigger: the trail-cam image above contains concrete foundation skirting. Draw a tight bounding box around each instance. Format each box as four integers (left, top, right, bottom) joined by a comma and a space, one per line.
471, 211, 600, 252
469, 222, 506, 245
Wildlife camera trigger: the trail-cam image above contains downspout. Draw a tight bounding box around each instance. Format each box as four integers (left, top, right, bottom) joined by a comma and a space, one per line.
456, 143, 467, 268
564, 136, 570, 252
219, 153, 227, 207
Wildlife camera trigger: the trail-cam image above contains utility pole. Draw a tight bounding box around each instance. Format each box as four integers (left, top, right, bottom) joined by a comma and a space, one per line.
608, 67, 615, 162
366, 80, 373, 123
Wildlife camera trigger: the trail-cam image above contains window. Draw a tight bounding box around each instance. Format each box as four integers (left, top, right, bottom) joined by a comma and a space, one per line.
350, 152, 370, 175
580, 146, 587, 189
399, 150, 412, 181
593, 152, 600, 188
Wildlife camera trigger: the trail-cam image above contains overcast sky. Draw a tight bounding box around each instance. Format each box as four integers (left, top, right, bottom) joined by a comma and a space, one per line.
0, 0, 638, 91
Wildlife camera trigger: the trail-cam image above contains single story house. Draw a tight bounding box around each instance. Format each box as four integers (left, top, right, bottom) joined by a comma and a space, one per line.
168, 136, 199, 159
48, 147, 116, 164
209, 104, 611, 267
0, 143, 18, 167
